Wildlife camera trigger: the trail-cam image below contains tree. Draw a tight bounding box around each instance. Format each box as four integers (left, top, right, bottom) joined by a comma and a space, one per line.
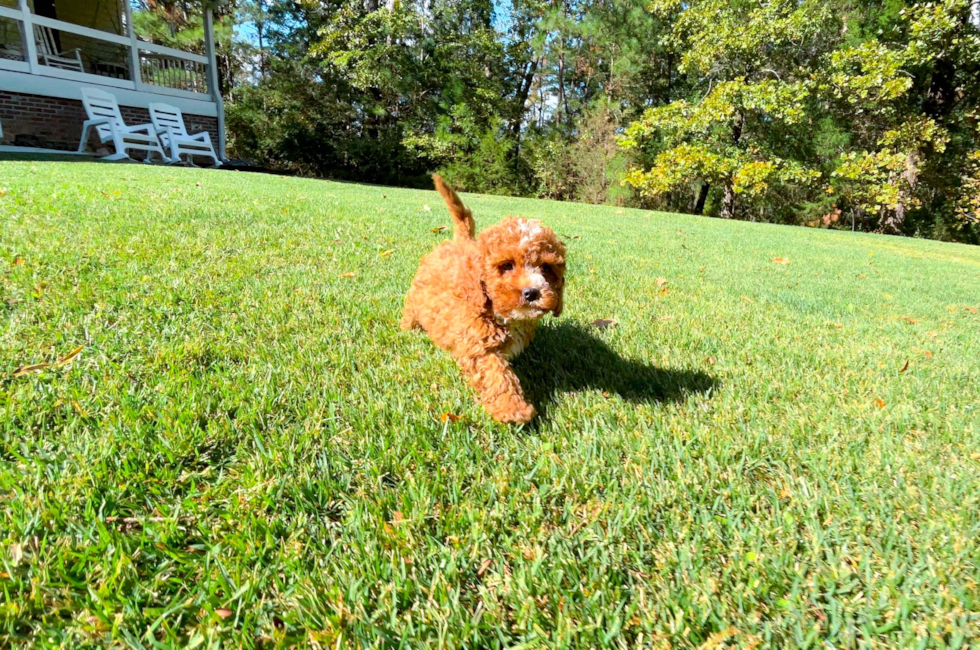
618, 0, 831, 219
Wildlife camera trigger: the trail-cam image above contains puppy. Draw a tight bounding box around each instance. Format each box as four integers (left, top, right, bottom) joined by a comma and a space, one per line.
401, 175, 566, 424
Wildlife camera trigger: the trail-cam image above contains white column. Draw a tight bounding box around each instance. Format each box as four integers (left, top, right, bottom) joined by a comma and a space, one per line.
203, 8, 226, 160
18, 0, 40, 74
123, 0, 144, 90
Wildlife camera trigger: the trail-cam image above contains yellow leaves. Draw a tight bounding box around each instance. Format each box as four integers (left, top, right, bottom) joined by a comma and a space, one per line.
379, 249, 394, 258
656, 277, 668, 287
440, 412, 461, 423
899, 359, 909, 374
340, 272, 356, 278
772, 257, 790, 264
431, 225, 448, 233
11, 257, 24, 266
902, 317, 919, 324
875, 398, 886, 409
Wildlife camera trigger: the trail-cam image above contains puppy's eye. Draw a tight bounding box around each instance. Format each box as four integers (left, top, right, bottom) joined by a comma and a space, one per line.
498, 261, 514, 273
542, 264, 553, 275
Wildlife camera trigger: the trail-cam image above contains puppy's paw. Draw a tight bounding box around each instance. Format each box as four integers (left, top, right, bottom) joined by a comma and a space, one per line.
489, 401, 536, 425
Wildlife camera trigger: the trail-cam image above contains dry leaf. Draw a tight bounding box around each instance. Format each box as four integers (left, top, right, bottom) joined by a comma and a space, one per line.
656, 277, 668, 287
12, 257, 24, 266
477, 558, 492, 576
440, 412, 461, 423
926, 331, 939, 338
431, 225, 448, 233
13, 363, 52, 377
340, 272, 356, 278
10, 543, 22, 565
379, 249, 394, 257
591, 318, 617, 330
215, 608, 233, 620
834, 323, 844, 329
59, 345, 84, 365
902, 317, 919, 324
772, 257, 790, 264
899, 360, 909, 374
924, 350, 933, 358
602, 391, 611, 398
704, 356, 716, 365
875, 398, 885, 409
392, 511, 404, 523
659, 315, 674, 322
966, 306, 978, 314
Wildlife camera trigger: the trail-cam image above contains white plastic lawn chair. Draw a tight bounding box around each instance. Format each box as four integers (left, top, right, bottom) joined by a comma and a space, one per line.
77, 88, 168, 162
149, 102, 222, 167
34, 25, 84, 72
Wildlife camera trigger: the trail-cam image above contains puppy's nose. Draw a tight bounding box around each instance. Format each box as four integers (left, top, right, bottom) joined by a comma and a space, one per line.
522, 287, 541, 303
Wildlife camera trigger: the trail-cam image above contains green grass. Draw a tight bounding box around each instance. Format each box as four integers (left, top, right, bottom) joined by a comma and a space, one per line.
1, 162, 978, 649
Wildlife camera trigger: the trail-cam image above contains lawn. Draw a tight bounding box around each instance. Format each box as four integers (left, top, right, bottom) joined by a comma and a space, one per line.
1, 162, 978, 649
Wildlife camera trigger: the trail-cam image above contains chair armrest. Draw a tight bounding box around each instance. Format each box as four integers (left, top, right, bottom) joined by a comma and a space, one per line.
82, 117, 114, 128
122, 123, 156, 135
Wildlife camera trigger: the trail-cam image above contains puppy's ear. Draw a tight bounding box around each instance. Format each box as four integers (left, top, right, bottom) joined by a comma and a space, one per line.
552, 281, 563, 317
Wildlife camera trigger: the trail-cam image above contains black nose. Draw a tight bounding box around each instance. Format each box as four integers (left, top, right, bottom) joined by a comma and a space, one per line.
522, 287, 541, 303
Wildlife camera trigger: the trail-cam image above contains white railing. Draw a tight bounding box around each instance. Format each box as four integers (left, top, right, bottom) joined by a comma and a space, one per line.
0, 2, 213, 101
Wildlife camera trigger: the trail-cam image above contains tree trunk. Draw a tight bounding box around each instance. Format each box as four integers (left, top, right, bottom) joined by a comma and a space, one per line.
510, 59, 539, 139
721, 179, 736, 219
693, 182, 709, 215
878, 153, 918, 235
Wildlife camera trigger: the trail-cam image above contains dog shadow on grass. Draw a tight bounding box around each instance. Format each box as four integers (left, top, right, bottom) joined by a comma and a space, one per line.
513, 322, 718, 421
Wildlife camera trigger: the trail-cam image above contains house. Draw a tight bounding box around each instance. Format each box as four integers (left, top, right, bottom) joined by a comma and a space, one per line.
0, 0, 223, 158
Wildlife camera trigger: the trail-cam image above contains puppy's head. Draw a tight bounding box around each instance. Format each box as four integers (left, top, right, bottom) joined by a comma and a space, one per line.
478, 217, 566, 321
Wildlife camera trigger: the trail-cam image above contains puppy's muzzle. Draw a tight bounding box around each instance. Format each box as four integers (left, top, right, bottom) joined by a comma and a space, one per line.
521, 287, 541, 303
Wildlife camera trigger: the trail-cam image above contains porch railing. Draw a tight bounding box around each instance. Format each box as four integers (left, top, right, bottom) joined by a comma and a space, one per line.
0, 2, 214, 102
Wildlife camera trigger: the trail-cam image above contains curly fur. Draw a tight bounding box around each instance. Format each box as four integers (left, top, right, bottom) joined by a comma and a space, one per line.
401, 175, 567, 423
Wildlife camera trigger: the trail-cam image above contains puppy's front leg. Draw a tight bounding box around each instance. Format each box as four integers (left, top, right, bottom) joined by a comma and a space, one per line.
458, 353, 536, 424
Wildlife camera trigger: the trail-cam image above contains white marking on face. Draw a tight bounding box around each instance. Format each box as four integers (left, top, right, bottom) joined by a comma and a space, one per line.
525, 266, 546, 290
518, 219, 543, 246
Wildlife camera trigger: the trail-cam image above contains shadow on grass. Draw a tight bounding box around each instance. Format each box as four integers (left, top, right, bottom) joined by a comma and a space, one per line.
514, 322, 718, 421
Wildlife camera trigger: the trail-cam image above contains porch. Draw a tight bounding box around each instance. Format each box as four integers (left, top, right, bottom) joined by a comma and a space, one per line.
0, 0, 223, 158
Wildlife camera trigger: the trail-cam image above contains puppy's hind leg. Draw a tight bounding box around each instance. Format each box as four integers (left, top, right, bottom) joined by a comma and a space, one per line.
458, 353, 536, 424
400, 291, 420, 331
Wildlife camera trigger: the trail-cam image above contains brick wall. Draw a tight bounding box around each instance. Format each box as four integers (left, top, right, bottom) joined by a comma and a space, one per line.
0, 90, 218, 160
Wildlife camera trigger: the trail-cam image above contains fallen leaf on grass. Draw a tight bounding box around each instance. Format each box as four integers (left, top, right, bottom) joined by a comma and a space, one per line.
875, 398, 886, 409
602, 391, 611, 398
379, 249, 394, 258
924, 350, 933, 358
926, 331, 939, 338
13, 363, 52, 377
12, 257, 24, 266
431, 225, 448, 233
59, 345, 84, 365
966, 306, 978, 314
704, 356, 716, 365
440, 412, 461, 423
340, 272, 356, 278
215, 608, 233, 620
899, 360, 909, 374
477, 558, 493, 576
590, 318, 617, 330
772, 257, 790, 265
656, 277, 668, 287
902, 317, 919, 324
392, 511, 404, 523
658, 315, 673, 322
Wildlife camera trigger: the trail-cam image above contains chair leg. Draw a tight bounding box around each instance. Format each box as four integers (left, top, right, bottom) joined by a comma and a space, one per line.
77, 124, 92, 154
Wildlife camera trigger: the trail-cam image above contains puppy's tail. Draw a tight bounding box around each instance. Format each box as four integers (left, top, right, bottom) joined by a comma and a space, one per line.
433, 174, 475, 241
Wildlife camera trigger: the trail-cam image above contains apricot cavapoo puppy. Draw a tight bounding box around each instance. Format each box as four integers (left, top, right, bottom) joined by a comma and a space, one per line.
401, 175, 566, 424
